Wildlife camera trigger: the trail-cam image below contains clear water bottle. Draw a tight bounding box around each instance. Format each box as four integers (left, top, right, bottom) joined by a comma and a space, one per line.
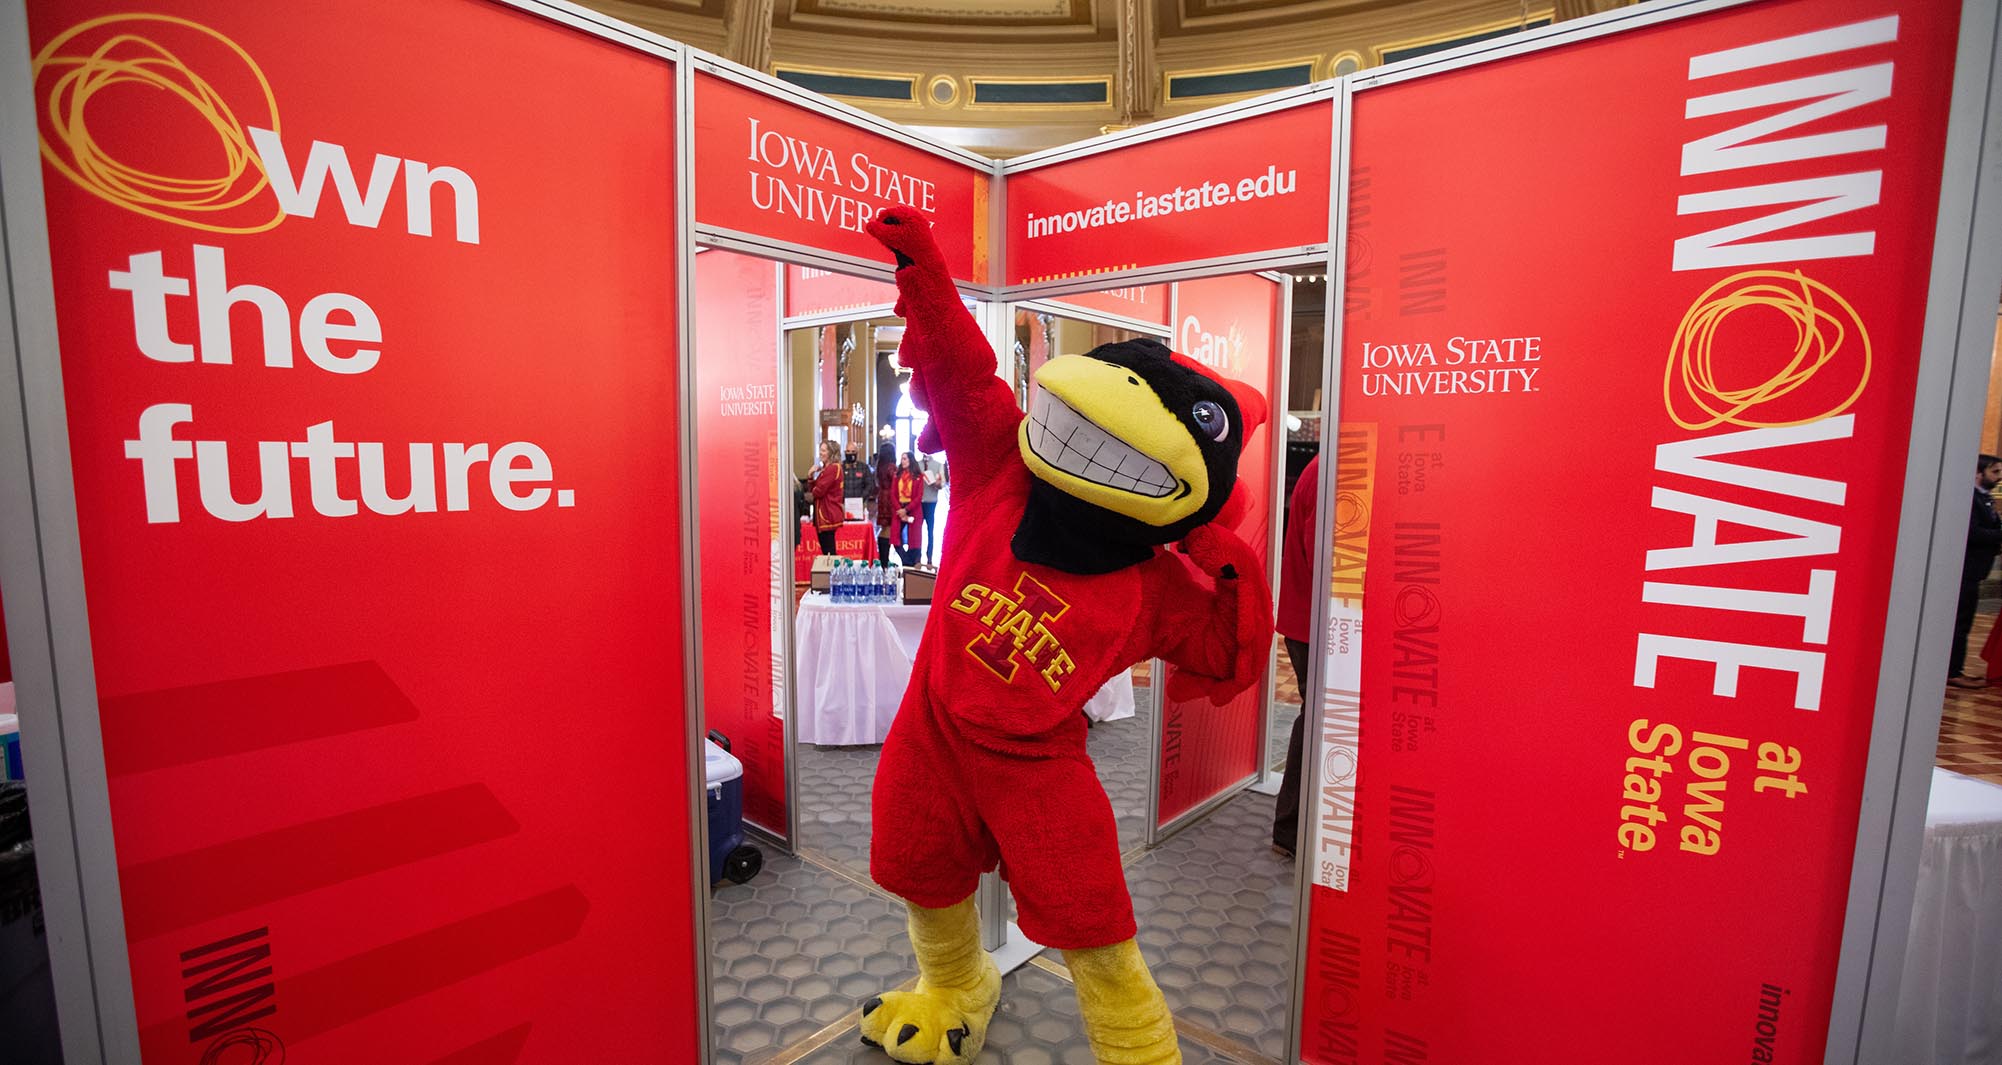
886, 563, 900, 604
873, 561, 889, 604
831, 559, 848, 603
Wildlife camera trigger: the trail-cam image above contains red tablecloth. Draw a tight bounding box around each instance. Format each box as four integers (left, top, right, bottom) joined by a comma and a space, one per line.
795, 519, 876, 582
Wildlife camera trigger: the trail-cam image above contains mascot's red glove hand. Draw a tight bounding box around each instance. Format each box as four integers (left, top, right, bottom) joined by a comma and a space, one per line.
864, 207, 958, 454
1164, 523, 1275, 705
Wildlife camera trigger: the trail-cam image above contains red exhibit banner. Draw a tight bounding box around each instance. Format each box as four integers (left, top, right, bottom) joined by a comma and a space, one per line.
695, 71, 991, 286
1043, 284, 1172, 328
696, 249, 788, 837
1300, 2, 1961, 1062
1004, 100, 1332, 286
794, 519, 875, 582
1156, 273, 1282, 826
785, 263, 898, 319
24, 0, 698, 1060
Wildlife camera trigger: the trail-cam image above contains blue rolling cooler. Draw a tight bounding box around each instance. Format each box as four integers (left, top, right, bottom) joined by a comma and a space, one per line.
704, 732, 762, 884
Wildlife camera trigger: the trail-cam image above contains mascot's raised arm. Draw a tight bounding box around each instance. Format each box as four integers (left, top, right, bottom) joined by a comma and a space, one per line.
857, 207, 1274, 1065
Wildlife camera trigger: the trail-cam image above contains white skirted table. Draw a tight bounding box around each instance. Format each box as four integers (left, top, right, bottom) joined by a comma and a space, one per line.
1897, 767, 2002, 1064
794, 593, 1135, 746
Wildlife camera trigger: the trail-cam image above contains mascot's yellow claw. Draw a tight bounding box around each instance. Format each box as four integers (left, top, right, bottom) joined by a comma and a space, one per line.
1065, 939, 1182, 1065
857, 897, 999, 1065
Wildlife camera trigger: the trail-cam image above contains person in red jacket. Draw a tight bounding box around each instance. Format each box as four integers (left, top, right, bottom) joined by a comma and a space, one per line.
892, 452, 924, 565
857, 207, 1272, 1065
873, 444, 899, 565
809, 440, 845, 555
1270, 454, 1319, 855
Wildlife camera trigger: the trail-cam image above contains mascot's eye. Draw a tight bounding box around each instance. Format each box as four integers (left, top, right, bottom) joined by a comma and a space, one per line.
1191, 401, 1229, 442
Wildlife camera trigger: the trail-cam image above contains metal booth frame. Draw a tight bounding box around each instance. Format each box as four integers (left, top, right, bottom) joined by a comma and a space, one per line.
1284, 0, 2002, 1062
994, 85, 1340, 850
0, 0, 717, 1061
677, 43, 1027, 966
5, 0, 1999, 1060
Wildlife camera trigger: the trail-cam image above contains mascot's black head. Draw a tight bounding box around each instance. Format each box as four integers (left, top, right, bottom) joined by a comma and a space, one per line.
1013, 338, 1261, 574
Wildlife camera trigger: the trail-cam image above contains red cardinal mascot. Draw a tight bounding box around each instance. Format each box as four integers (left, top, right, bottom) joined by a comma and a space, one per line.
855, 207, 1273, 1065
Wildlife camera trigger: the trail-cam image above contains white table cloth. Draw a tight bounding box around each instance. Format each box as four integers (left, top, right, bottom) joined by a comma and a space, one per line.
1897, 767, 2002, 1065
794, 594, 1135, 746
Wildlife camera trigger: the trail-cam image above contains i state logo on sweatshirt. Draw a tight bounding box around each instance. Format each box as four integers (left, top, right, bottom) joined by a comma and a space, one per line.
947, 572, 1077, 693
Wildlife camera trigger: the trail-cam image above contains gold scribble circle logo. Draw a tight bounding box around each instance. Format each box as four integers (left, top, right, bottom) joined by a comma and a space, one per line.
1334, 490, 1368, 535
34, 13, 282, 233
1664, 269, 1871, 430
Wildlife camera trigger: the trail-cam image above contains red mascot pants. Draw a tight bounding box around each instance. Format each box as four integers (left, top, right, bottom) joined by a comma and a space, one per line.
869, 698, 1135, 951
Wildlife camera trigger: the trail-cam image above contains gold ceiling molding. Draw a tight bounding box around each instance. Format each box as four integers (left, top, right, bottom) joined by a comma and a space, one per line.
1372, 6, 1554, 63
776, 62, 926, 105
964, 74, 1114, 112
777, 0, 1112, 39
572, 0, 1576, 156
1158, 0, 1406, 36
767, 28, 1115, 72
1154, 0, 1546, 69
591, 0, 728, 48
794, 0, 1087, 21
624, 0, 728, 15
1160, 53, 1320, 104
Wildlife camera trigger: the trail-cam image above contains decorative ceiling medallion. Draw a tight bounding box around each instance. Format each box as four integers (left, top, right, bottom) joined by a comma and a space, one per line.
1327, 50, 1364, 78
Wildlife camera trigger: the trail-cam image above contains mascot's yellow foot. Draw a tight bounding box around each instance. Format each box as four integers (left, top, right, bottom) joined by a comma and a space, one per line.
1065, 939, 1181, 1065
859, 897, 1001, 1064
857, 972, 998, 1064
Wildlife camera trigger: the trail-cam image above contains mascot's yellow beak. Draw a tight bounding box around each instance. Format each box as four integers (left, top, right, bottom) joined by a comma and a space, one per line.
1018, 354, 1209, 527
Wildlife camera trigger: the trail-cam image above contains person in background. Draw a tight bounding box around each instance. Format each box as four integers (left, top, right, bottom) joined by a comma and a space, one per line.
894, 452, 923, 565
874, 443, 898, 566
1271, 455, 1319, 856
1949, 453, 2002, 688
857, 445, 877, 530
920, 454, 945, 566
810, 439, 845, 556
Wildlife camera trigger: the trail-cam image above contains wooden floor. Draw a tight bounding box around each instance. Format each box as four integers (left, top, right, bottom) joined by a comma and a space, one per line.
1941, 611, 2002, 784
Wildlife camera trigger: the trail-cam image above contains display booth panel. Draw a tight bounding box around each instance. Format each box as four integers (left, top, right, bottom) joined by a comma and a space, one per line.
1004, 97, 1335, 288
2, 0, 701, 1061
1299, 0, 1969, 1062
692, 68, 993, 287
695, 249, 789, 839
1041, 284, 1173, 330
785, 264, 898, 321
1154, 273, 1286, 832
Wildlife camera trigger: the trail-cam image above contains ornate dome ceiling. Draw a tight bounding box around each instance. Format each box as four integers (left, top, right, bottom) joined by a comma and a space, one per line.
585, 0, 1631, 155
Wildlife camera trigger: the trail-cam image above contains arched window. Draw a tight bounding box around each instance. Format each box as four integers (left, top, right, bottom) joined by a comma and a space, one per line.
892, 379, 928, 460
